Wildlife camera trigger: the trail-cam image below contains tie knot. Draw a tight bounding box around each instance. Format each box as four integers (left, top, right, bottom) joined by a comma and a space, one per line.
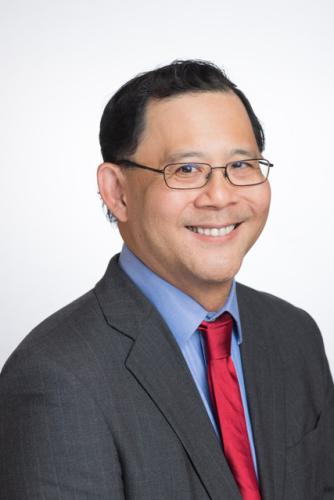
199, 312, 233, 360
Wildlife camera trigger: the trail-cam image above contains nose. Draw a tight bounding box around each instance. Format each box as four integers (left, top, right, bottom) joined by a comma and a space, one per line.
194, 168, 239, 208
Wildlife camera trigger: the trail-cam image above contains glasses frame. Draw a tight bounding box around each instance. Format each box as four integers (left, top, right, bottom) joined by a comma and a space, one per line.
116, 158, 273, 189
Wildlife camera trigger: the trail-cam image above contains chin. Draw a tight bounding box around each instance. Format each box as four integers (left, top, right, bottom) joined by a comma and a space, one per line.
207, 256, 242, 277
191, 261, 242, 286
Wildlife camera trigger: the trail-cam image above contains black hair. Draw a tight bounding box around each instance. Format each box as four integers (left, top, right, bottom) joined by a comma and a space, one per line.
99, 59, 265, 164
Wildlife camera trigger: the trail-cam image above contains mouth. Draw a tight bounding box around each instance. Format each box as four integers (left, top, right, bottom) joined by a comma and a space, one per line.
186, 224, 239, 237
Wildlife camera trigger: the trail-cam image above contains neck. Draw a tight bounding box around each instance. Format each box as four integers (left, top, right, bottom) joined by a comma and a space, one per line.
122, 244, 233, 312
177, 281, 232, 311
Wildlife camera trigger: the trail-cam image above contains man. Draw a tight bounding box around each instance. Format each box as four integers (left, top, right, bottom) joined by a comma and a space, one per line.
0, 60, 333, 500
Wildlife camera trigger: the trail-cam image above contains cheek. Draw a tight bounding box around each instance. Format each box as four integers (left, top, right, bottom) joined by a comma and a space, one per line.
144, 190, 194, 227
260, 188, 271, 221
124, 180, 156, 223
246, 184, 271, 219
263, 182, 272, 209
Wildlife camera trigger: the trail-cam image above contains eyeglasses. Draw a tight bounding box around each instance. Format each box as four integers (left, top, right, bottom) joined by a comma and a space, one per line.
116, 158, 273, 189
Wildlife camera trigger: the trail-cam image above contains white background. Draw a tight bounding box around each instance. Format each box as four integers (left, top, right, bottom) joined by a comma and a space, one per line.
1, 0, 333, 372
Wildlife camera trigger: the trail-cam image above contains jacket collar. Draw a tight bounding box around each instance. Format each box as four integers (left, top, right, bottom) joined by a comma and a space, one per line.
237, 283, 286, 500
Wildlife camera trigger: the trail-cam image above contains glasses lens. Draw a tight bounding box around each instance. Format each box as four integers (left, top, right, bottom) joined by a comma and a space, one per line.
164, 163, 211, 189
226, 159, 269, 185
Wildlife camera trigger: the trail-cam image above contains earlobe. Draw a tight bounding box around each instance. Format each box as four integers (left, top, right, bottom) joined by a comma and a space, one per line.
97, 163, 128, 222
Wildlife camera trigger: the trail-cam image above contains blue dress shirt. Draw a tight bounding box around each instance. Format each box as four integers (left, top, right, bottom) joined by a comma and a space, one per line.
119, 245, 258, 473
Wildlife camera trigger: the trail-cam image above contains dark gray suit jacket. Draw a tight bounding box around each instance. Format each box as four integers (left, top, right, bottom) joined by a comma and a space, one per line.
1, 255, 334, 499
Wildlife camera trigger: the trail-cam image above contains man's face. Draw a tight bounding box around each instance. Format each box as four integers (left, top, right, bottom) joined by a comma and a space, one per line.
117, 91, 271, 306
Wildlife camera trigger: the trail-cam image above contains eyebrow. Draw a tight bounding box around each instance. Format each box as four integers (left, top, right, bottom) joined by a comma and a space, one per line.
230, 148, 256, 157
163, 151, 206, 164
163, 148, 258, 164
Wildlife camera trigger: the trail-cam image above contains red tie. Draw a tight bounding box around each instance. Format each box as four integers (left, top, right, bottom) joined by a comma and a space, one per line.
199, 313, 261, 500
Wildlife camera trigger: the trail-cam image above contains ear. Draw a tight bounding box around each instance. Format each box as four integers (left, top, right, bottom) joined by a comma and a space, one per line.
97, 163, 128, 222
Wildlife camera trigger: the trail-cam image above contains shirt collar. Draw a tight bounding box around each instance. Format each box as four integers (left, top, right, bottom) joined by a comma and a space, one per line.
119, 245, 243, 348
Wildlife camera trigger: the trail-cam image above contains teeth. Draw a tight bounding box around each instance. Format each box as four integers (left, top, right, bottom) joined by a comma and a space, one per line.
188, 225, 236, 237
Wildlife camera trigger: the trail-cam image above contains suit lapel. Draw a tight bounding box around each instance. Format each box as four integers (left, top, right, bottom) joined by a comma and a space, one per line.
126, 312, 242, 500
95, 256, 242, 500
237, 284, 286, 500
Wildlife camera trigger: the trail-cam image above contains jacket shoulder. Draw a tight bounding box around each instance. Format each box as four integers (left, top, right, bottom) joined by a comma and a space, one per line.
236, 282, 319, 327
235, 282, 327, 369
1, 289, 107, 373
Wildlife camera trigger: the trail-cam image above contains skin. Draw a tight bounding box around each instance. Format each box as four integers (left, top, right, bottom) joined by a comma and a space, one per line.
98, 91, 271, 311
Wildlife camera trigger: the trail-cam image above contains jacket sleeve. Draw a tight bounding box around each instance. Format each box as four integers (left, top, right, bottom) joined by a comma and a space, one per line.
0, 352, 125, 500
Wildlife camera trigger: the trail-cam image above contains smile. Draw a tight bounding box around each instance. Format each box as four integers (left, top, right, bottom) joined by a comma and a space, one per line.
186, 224, 237, 237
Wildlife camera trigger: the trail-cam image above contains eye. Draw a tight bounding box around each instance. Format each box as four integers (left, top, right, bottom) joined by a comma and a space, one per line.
230, 160, 251, 170
176, 163, 200, 174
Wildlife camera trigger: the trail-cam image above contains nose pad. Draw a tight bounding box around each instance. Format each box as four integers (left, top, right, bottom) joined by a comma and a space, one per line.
218, 166, 230, 183
222, 167, 229, 181
206, 167, 230, 188
195, 167, 236, 207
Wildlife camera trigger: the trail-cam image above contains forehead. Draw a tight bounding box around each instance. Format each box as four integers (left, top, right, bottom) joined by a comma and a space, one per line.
135, 91, 259, 163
